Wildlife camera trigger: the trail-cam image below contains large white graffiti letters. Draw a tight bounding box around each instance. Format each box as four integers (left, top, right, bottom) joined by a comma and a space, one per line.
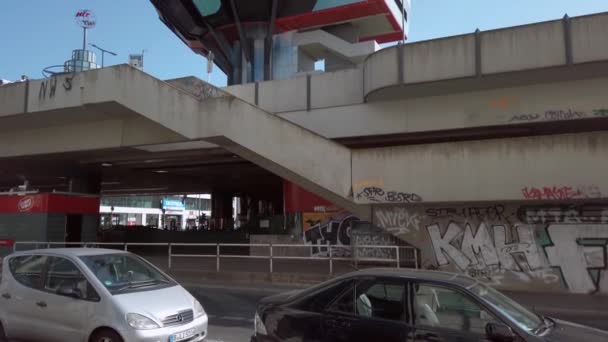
428, 223, 542, 273
544, 224, 608, 294
374, 207, 421, 235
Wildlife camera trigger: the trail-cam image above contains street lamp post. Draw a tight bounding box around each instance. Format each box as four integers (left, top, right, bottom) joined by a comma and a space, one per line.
89, 43, 117, 68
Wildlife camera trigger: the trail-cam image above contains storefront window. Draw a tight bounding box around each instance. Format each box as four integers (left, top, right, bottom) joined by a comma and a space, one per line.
146, 214, 159, 228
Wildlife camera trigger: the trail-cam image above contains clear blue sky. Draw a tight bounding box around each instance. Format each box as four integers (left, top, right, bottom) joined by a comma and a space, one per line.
1, 0, 607, 86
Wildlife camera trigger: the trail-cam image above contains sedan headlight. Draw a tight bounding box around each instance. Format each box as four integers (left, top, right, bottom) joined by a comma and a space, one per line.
254, 311, 267, 336
194, 299, 206, 318
126, 313, 160, 330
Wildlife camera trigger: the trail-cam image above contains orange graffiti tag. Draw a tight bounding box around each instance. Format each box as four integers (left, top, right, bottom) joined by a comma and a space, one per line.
490, 97, 518, 110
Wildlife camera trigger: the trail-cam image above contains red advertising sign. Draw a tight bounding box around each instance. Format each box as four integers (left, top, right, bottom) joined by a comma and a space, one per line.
0, 194, 100, 214
18, 196, 34, 212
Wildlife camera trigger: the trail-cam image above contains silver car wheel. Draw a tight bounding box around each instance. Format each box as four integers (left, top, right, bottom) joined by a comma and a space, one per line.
92, 329, 123, 342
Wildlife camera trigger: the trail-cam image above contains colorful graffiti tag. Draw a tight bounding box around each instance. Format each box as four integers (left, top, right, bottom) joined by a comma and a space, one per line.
374, 203, 608, 294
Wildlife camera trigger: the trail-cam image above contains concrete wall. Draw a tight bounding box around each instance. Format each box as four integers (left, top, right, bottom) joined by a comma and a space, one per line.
0, 82, 26, 117
224, 67, 364, 113
404, 34, 476, 83
280, 77, 608, 139
352, 131, 608, 204
258, 76, 308, 113
572, 13, 608, 63
481, 21, 566, 74
310, 68, 364, 109
363, 12, 608, 97
224, 83, 256, 105
373, 202, 608, 294
364, 47, 399, 95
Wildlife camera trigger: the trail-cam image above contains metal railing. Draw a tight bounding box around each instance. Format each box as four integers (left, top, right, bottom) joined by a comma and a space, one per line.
12, 241, 418, 275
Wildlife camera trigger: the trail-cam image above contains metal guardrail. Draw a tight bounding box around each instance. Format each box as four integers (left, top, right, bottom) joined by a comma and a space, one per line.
12, 241, 418, 275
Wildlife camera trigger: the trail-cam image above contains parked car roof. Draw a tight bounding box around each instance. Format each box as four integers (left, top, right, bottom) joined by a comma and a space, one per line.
9, 248, 128, 258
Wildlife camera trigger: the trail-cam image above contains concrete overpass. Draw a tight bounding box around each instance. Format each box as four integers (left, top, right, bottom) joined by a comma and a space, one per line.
2, 12, 608, 294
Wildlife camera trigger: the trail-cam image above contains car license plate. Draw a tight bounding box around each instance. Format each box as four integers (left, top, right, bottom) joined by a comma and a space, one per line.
169, 328, 196, 342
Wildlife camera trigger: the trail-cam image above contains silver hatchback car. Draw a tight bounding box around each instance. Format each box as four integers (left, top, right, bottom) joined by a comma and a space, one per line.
0, 248, 208, 342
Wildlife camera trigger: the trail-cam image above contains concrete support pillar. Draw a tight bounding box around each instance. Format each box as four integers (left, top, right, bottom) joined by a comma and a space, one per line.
211, 190, 234, 230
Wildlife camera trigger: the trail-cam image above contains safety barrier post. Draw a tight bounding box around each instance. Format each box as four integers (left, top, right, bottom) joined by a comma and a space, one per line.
328, 242, 333, 275
168, 243, 172, 270
396, 246, 400, 268
414, 248, 419, 269
216, 243, 220, 272
269, 243, 273, 273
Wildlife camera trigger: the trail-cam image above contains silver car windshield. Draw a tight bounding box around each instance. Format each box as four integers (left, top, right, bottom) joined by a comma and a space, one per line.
468, 282, 543, 333
80, 254, 172, 294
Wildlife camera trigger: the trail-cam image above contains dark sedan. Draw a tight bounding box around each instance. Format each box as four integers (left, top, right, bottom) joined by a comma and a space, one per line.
251, 268, 608, 342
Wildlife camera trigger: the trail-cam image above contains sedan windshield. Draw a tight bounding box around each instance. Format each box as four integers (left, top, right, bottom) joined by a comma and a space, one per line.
80, 254, 172, 294
468, 282, 543, 333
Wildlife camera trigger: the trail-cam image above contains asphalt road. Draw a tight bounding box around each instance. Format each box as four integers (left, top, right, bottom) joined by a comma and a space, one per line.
189, 284, 608, 342
187, 283, 299, 342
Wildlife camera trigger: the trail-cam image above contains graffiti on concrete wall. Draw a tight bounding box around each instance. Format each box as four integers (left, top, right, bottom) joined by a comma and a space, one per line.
374, 203, 608, 294
427, 222, 554, 286
507, 108, 608, 123
303, 212, 359, 257
544, 224, 608, 294
509, 109, 586, 123
521, 185, 601, 200
356, 187, 422, 203
352, 233, 396, 260
518, 204, 608, 224
38, 75, 73, 100
175, 77, 229, 101
375, 206, 422, 235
